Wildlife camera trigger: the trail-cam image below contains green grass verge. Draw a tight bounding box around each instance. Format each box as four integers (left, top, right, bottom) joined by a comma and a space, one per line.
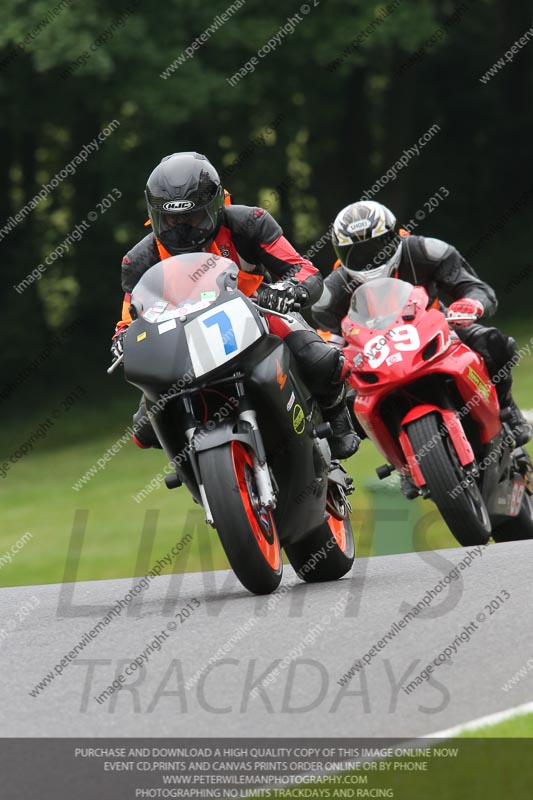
268, 719, 533, 799
459, 711, 533, 737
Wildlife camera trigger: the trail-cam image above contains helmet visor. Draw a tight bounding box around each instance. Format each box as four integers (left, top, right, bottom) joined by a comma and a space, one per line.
335, 230, 400, 271
150, 190, 224, 254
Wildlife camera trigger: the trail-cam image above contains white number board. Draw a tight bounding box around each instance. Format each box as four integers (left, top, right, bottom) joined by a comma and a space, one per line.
185, 297, 263, 378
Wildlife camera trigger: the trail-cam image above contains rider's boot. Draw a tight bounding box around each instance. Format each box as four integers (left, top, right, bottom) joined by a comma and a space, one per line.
502, 397, 532, 447
283, 328, 360, 459
498, 379, 532, 447
319, 364, 361, 460
322, 398, 361, 460
345, 387, 368, 441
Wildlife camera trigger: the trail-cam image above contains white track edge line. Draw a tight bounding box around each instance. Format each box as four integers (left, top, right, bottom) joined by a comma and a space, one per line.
423, 700, 533, 739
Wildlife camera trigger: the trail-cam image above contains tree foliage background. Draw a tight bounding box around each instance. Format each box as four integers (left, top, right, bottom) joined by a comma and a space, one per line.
1, 0, 532, 417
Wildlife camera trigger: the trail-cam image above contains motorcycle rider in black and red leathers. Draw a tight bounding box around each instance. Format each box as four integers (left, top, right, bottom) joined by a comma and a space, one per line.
111, 152, 359, 459
312, 200, 531, 488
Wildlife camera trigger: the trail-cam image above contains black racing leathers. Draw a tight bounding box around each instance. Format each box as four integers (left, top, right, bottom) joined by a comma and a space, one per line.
312, 235, 497, 334
312, 235, 515, 401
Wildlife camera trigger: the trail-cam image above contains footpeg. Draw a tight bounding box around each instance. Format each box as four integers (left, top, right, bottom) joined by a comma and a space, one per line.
376, 464, 395, 480
164, 474, 183, 490
314, 422, 333, 439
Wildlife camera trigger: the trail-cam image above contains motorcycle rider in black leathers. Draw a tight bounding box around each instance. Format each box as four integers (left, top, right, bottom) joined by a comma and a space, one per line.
111, 152, 359, 459
312, 200, 531, 490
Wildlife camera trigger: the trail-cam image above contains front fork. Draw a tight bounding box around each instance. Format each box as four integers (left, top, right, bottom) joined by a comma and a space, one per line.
181, 399, 215, 525
235, 380, 277, 509
182, 381, 277, 525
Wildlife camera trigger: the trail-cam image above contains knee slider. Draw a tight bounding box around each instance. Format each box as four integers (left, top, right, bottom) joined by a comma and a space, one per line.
485, 328, 517, 371
285, 330, 342, 383
461, 325, 510, 376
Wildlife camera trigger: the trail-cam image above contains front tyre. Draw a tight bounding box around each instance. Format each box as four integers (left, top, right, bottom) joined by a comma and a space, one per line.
406, 413, 491, 547
284, 514, 355, 582
199, 441, 282, 595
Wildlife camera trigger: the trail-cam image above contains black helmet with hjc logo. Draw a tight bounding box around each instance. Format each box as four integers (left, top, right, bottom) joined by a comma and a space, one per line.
145, 152, 224, 255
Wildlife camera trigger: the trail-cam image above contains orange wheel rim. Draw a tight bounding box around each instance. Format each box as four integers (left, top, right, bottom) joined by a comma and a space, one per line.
328, 515, 346, 551
231, 442, 280, 570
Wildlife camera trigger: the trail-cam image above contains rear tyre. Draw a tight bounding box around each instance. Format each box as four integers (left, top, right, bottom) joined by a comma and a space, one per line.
285, 514, 355, 582
199, 442, 282, 595
406, 413, 491, 547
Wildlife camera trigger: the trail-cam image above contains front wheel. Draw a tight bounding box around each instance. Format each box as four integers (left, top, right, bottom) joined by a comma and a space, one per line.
198, 441, 282, 595
284, 514, 355, 582
406, 413, 491, 547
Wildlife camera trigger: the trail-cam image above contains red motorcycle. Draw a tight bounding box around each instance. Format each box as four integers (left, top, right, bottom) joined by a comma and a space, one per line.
342, 277, 533, 546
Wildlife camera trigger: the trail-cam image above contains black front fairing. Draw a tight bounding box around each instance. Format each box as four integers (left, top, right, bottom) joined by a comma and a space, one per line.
123, 254, 267, 398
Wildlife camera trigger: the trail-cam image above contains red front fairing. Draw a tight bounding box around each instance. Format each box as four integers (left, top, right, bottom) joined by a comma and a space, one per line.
342, 279, 501, 473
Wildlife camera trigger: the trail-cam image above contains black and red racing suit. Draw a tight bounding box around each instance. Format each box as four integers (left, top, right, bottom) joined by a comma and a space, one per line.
114, 204, 352, 449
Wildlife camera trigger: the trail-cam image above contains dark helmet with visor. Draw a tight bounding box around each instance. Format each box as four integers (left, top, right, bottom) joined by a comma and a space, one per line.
332, 201, 402, 283
145, 152, 224, 255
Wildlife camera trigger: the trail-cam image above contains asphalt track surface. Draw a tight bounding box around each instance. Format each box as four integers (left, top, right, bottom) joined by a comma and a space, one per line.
1, 540, 532, 737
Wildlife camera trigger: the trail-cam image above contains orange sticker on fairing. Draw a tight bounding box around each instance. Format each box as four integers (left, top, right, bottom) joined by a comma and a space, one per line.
276, 359, 287, 390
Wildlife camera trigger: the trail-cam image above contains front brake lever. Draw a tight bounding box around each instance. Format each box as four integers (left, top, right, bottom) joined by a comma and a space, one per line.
252, 302, 296, 322
445, 313, 478, 324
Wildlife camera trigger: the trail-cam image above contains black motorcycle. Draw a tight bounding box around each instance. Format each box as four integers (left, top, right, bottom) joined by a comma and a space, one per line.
110, 253, 355, 595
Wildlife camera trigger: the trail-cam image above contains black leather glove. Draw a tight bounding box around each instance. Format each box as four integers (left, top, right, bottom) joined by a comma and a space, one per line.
293, 284, 309, 307
110, 328, 126, 360
256, 281, 309, 314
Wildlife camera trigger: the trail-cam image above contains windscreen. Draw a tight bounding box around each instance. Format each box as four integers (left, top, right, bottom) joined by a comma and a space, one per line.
347, 277, 414, 330
130, 253, 238, 323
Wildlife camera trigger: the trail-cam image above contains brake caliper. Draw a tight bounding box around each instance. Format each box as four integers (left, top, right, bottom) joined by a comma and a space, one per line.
326, 460, 355, 520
